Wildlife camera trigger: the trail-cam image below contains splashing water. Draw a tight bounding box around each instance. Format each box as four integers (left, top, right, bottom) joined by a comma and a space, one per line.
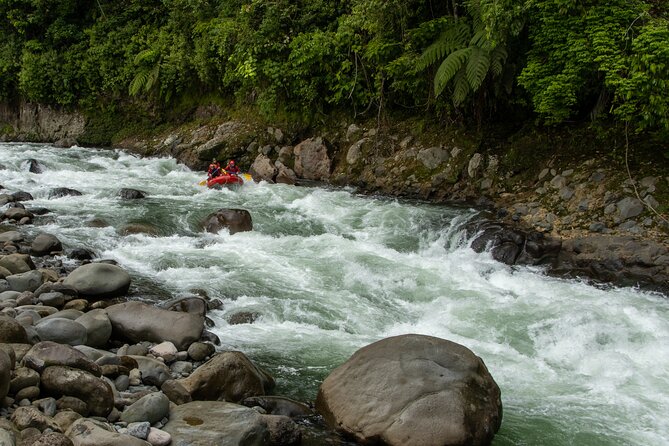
1, 143, 668, 445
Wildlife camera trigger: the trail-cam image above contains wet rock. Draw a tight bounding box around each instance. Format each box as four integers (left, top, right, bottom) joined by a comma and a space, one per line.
275, 162, 297, 185
3, 207, 33, 222
31, 233, 63, 256
241, 396, 313, 418
63, 263, 131, 299
470, 222, 561, 266
202, 208, 253, 235
119, 188, 147, 199
316, 334, 502, 446
107, 301, 204, 351
161, 296, 207, 317
68, 248, 95, 261
261, 414, 302, 446
48, 188, 82, 199
41, 366, 114, 417
27, 159, 45, 174
118, 223, 160, 236
177, 351, 275, 403
162, 401, 269, 446
12, 191, 34, 202
227, 311, 259, 325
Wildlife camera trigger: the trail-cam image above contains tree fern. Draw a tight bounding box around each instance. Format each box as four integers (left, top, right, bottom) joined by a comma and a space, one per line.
452, 70, 470, 107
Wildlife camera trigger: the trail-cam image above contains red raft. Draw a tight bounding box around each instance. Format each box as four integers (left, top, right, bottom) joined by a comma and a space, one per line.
207, 174, 244, 188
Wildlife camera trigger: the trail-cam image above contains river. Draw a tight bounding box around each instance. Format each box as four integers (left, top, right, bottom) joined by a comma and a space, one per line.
1, 143, 668, 445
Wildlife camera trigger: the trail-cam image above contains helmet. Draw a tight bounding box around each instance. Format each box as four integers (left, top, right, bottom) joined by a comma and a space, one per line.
229, 160, 235, 165
212, 158, 217, 163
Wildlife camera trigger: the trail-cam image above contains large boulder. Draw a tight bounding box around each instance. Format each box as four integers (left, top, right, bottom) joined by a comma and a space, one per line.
63, 263, 131, 299
106, 301, 203, 351
23, 342, 101, 376
202, 209, 252, 235
293, 137, 331, 181
249, 154, 277, 182
176, 351, 274, 403
162, 401, 269, 446
31, 233, 63, 256
315, 334, 502, 446
65, 418, 150, 446
470, 222, 561, 266
41, 366, 114, 417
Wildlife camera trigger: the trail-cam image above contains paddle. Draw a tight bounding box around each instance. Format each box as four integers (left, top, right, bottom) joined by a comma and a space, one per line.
198, 179, 207, 186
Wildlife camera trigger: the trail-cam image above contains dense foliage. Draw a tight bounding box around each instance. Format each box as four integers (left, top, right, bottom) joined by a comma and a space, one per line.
0, 0, 667, 131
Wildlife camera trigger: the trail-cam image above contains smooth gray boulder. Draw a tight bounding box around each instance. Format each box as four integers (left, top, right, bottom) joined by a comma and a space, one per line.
75, 310, 112, 348
177, 351, 274, 403
41, 366, 114, 417
315, 334, 502, 446
23, 342, 101, 376
163, 401, 269, 446
106, 301, 203, 351
63, 263, 131, 299
120, 392, 170, 424
65, 418, 150, 446
6, 270, 44, 293
202, 209, 253, 235
35, 318, 88, 346
31, 233, 63, 256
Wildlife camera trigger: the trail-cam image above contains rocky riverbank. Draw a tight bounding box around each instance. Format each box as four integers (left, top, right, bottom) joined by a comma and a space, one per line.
1, 103, 668, 292
0, 184, 503, 445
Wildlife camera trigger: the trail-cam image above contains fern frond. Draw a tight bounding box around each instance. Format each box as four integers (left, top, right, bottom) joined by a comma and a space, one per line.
134, 49, 157, 65
129, 70, 149, 96
434, 47, 470, 97
453, 70, 470, 107
418, 23, 470, 70
466, 47, 490, 91
490, 46, 508, 77
145, 64, 160, 92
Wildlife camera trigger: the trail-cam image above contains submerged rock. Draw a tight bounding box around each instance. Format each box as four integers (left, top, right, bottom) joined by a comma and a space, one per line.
202, 209, 252, 235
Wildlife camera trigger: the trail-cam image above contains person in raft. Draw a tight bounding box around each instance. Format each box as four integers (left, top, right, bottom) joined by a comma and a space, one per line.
207, 158, 221, 178
225, 159, 240, 176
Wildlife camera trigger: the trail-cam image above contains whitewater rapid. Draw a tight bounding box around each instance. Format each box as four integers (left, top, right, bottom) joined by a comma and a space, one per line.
1, 143, 668, 445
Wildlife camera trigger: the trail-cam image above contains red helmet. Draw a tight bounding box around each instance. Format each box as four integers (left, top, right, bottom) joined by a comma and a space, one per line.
229, 160, 235, 165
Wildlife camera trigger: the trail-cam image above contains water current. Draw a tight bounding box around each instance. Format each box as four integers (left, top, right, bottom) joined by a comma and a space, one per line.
1, 143, 668, 445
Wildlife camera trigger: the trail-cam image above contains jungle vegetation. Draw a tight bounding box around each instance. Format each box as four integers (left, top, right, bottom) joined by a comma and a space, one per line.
0, 0, 667, 134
